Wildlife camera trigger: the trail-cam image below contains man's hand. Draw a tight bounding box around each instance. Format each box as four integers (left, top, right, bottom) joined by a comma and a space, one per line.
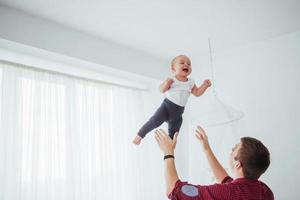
195, 126, 210, 151
155, 129, 178, 155
203, 79, 212, 88
195, 126, 229, 183
155, 129, 180, 196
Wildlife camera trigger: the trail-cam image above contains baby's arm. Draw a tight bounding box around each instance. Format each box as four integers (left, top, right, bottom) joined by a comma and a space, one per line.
159, 78, 174, 93
191, 80, 212, 97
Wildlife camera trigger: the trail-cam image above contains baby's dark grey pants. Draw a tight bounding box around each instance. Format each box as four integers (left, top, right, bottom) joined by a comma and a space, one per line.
138, 98, 185, 139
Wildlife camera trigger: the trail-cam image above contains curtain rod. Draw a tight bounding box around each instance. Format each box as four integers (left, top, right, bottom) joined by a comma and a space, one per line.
0, 60, 149, 91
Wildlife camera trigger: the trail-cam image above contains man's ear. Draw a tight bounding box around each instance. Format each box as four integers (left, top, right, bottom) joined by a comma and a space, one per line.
234, 160, 242, 169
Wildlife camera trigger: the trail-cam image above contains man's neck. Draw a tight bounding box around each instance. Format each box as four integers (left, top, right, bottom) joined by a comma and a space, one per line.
233, 172, 244, 179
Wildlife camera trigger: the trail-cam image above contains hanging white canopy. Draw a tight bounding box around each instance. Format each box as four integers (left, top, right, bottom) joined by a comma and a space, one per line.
190, 39, 244, 127
190, 90, 244, 127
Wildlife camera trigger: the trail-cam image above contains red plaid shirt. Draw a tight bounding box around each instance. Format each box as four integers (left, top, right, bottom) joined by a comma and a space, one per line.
168, 176, 274, 200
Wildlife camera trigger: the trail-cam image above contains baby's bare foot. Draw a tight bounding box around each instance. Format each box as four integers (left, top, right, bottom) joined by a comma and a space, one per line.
133, 135, 142, 145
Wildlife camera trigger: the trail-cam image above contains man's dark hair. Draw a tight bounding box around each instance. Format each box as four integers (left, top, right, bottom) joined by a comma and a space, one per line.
235, 137, 270, 179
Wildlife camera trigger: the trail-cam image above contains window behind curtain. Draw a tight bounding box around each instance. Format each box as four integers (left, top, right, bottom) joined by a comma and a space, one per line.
0, 61, 164, 200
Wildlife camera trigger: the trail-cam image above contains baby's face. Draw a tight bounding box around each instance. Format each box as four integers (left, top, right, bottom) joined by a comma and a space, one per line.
171, 55, 192, 77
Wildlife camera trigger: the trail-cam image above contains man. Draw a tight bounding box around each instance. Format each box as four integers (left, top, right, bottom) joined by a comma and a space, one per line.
154, 126, 274, 200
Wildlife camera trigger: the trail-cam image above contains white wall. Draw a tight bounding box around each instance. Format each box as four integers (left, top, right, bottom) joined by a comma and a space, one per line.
0, 5, 169, 80
188, 31, 300, 200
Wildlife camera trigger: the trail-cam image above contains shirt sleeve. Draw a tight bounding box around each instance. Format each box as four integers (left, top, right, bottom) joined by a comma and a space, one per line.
168, 179, 234, 200
261, 182, 274, 200
168, 180, 182, 200
221, 176, 233, 184
168, 180, 200, 200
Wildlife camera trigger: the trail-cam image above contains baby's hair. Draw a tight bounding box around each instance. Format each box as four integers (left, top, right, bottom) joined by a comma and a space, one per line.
171, 55, 189, 67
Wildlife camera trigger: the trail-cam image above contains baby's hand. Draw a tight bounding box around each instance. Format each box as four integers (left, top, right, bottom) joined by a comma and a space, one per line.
160, 78, 174, 93
165, 78, 174, 89
166, 78, 174, 85
203, 80, 212, 87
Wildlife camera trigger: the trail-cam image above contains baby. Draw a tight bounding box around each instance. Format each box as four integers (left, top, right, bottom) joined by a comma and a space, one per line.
133, 55, 211, 145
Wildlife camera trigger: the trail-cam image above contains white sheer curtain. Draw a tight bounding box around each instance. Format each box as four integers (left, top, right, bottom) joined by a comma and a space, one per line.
0, 61, 164, 200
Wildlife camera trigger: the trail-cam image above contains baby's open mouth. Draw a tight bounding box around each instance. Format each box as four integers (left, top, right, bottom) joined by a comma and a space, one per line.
182, 68, 189, 73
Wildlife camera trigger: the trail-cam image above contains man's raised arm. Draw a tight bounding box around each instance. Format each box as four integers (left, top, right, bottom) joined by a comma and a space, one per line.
155, 129, 179, 196
195, 126, 229, 183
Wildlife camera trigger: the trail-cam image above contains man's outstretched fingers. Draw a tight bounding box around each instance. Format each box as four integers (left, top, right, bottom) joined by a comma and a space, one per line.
197, 126, 206, 135
173, 132, 179, 142
196, 127, 208, 142
195, 129, 202, 137
158, 130, 167, 142
155, 130, 162, 142
195, 132, 202, 141
155, 135, 162, 146
196, 127, 207, 138
159, 129, 168, 138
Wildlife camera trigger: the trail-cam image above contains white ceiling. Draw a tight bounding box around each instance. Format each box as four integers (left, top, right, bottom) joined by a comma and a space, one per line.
0, 0, 299, 61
